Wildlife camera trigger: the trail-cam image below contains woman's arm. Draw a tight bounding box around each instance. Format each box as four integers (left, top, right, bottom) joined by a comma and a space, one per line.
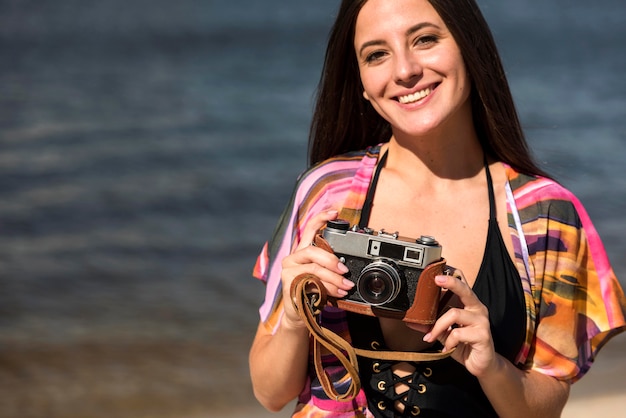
249, 210, 355, 411
478, 354, 570, 418
249, 316, 311, 411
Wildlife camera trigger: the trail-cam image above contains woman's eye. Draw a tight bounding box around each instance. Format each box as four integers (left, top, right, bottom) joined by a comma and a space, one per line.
415, 35, 439, 46
365, 51, 387, 63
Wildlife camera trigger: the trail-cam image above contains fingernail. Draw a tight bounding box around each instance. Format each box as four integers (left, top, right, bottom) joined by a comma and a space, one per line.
435, 275, 447, 284
342, 278, 355, 288
327, 210, 338, 217
337, 262, 349, 274
423, 333, 432, 342
337, 289, 348, 297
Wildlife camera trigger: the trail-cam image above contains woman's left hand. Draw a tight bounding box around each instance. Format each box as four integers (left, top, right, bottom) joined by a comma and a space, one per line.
417, 271, 498, 378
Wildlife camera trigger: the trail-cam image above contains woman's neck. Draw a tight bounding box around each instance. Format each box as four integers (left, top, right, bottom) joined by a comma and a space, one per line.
384, 129, 485, 184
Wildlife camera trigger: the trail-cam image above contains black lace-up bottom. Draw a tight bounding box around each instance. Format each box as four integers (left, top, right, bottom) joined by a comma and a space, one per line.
347, 313, 499, 418
365, 359, 434, 417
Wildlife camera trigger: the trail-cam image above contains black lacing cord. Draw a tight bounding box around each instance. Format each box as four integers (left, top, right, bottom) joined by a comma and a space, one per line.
383, 361, 429, 417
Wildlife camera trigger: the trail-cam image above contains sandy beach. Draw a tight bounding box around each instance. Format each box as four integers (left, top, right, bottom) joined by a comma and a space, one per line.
1, 331, 623, 418
561, 332, 626, 418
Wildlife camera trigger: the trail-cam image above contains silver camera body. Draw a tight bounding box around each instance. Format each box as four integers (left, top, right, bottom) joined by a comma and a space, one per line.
322, 219, 442, 314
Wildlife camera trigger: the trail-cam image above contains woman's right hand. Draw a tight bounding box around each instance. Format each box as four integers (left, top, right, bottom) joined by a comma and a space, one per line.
279, 210, 355, 329
250, 210, 353, 411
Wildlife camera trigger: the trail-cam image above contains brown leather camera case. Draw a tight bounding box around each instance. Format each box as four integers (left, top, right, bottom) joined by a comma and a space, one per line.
313, 234, 446, 325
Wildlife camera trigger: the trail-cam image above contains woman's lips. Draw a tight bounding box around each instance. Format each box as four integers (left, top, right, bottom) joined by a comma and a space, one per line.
397, 84, 438, 104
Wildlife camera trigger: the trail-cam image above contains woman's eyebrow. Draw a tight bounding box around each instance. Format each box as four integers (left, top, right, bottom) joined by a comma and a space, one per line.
405, 22, 441, 37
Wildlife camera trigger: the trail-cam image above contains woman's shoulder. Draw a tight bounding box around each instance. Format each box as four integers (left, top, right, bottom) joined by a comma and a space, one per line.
296, 145, 382, 185
503, 164, 586, 227
504, 164, 580, 203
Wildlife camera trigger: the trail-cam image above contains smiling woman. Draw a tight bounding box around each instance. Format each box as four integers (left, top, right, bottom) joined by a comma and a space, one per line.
248, 0, 626, 417
355, 2, 472, 140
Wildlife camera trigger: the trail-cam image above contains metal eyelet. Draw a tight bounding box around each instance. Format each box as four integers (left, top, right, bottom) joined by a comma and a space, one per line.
371, 340, 381, 350
411, 405, 421, 416
423, 367, 433, 377
418, 384, 427, 394
372, 362, 381, 373
377, 380, 386, 391
377, 401, 386, 411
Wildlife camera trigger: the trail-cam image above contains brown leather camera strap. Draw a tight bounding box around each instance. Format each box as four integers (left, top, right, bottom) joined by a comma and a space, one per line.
290, 273, 454, 402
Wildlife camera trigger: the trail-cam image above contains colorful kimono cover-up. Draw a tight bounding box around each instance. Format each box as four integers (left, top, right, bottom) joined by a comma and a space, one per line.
253, 145, 626, 417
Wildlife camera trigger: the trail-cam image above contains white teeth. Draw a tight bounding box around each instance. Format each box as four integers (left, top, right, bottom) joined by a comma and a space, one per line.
398, 88, 432, 104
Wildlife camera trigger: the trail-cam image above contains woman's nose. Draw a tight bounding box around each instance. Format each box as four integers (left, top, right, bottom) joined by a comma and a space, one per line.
394, 51, 422, 83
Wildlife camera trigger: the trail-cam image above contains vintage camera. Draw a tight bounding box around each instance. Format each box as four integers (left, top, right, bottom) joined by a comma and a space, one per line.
322, 219, 443, 316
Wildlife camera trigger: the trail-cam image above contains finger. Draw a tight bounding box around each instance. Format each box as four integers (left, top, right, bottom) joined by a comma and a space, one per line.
439, 267, 469, 289
423, 307, 461, 343
435, 273, 482, 310
283, 243, 354, 296
443, 324, 491, 350
295, 209, 339, 251
284, 245, 348, 276
283, 262, 354, 298
423, 305, 486, 344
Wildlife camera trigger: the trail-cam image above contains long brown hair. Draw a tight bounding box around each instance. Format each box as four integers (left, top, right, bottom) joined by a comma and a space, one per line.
308, 0, 549, 178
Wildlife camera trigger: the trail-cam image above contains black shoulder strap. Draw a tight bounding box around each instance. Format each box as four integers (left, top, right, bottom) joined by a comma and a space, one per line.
359, 150, 388, 228
484, 157, 496, 221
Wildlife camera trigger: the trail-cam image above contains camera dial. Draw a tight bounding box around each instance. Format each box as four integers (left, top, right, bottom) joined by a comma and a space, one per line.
416, 235, 439, 246
326, 219, 350, 232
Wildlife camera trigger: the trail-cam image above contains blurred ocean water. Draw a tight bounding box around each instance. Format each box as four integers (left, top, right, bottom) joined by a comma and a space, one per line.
0, 0, 625, 415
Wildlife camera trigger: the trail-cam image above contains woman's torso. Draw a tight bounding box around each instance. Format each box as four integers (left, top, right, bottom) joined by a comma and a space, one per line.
348, 150, 526, 417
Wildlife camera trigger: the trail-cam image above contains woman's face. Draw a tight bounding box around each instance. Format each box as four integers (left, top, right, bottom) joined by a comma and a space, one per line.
354, 0, 471, 138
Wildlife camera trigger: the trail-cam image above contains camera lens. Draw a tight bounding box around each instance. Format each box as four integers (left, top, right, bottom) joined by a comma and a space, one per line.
357, 260, 401, 306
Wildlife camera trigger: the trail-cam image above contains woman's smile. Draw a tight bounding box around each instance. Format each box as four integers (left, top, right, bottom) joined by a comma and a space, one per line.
397, 83, 438, 104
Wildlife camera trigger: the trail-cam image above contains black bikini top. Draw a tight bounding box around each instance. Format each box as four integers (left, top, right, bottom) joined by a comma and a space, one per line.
357, 150, 526, 361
